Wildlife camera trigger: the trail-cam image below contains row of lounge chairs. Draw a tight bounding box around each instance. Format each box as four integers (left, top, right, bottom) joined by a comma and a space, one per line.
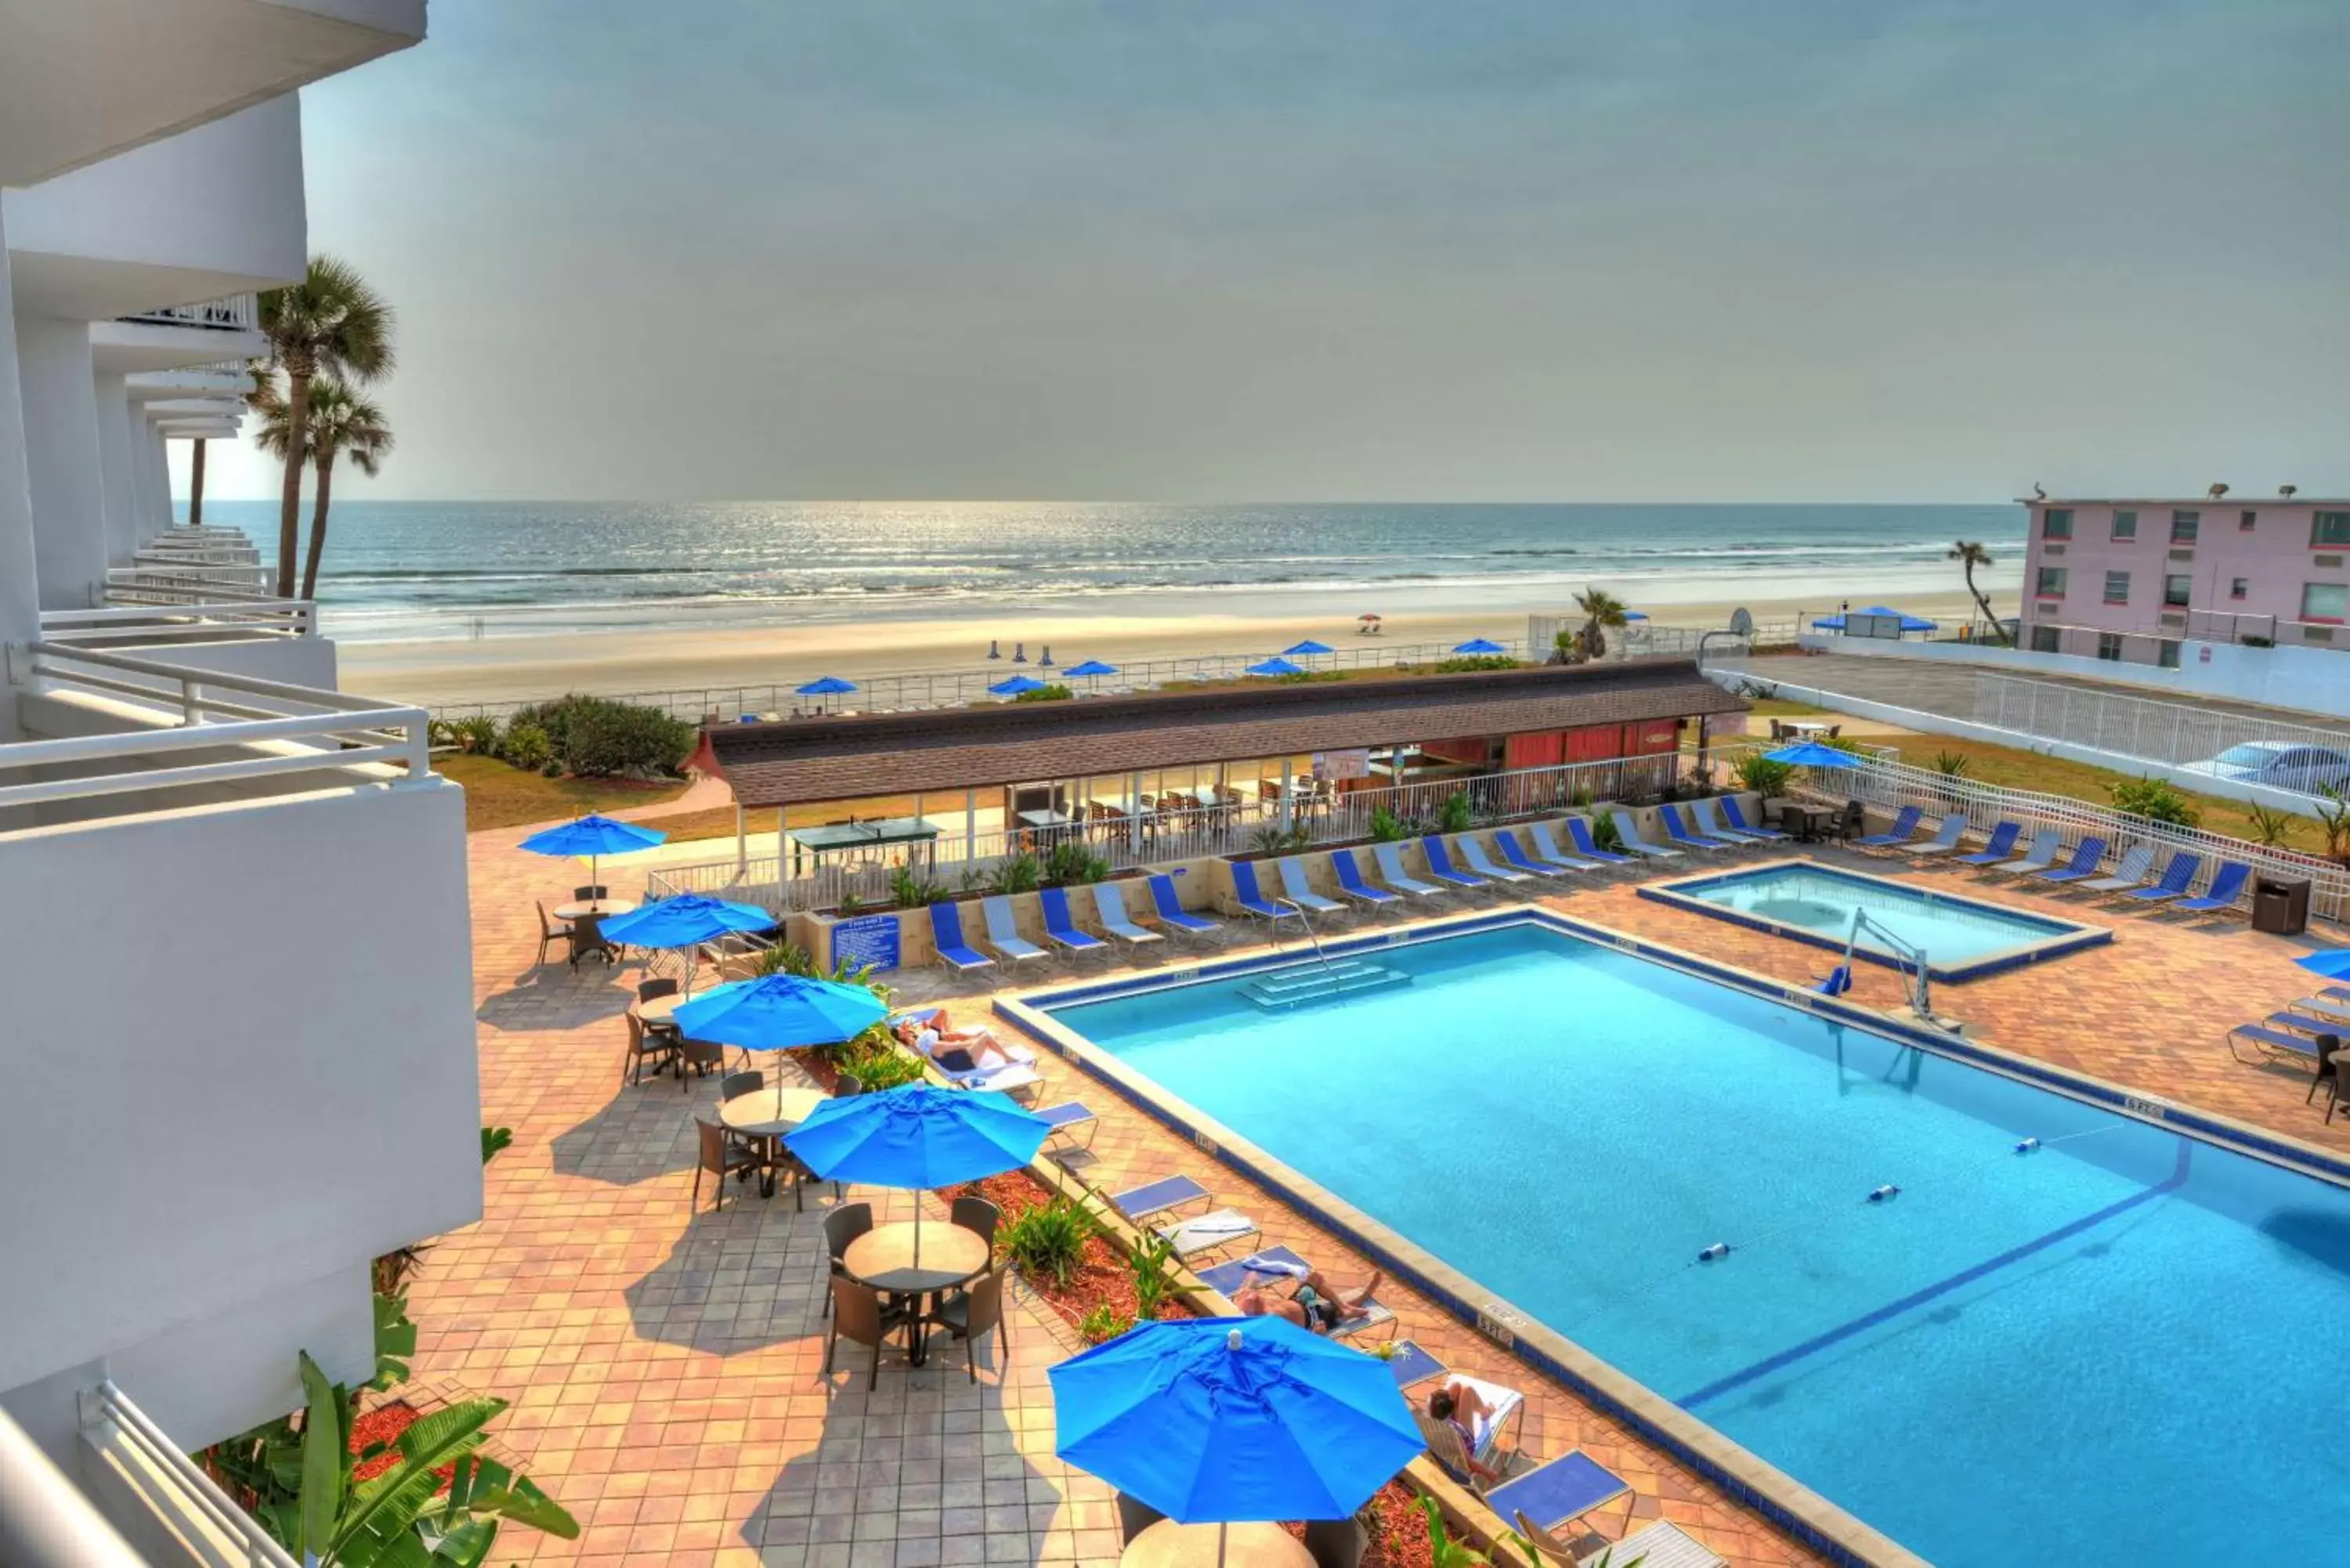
928, 877, 1220, 977
2227, 988, 2347, 1122
1847, 806, 2255, 914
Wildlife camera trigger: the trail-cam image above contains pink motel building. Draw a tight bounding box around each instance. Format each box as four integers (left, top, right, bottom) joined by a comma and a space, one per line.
2017, 494, 2350, 667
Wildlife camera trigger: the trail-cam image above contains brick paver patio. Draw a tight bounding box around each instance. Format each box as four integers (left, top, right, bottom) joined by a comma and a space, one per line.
414, 820, 2346, 1566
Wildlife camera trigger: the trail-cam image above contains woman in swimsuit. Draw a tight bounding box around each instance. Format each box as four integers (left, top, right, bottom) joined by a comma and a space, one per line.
1426, 1381, 1504, 1484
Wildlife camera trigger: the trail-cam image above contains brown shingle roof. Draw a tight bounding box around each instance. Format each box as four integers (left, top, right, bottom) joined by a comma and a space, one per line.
706, 657, 1745, 806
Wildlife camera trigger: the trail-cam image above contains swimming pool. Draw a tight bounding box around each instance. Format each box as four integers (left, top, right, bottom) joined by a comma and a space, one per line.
1018, 919, 2350, 1567
1639, 859, 2110, 980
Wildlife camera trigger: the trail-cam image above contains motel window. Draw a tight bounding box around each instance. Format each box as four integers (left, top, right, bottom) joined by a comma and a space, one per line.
2096, 633, 2124, 661
2304, 583, 2349, 623
2030, 624, 2062, 653
2157, 640, 2182, 669
2240, 510, 2258, 531
2163, 574, 2192, 607
2171, 510, 2200, 543
2036, 566, 2067, 598
2231, 577, 2250, 600
2110, 510, 2138, 540
2041, 508, 2073, 539
2102, 571, 2131, 604
2316, 511, 2350, 547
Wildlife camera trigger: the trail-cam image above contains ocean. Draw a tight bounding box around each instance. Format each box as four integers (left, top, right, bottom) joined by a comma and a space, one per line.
188, 500, 2024, 644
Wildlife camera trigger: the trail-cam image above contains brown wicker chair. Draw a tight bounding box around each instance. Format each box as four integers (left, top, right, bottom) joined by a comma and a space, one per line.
535, 900, 573, 966
719, 1070, 763, 1102
567, 912, 616, 968
691, 1117, 761, 1215
949, 1194, 1001, 1249
821, 1203, 873, 1318
931, 1266, 1007, 1384
573, 883, 609, 903
824, 1277, 905, 1388
637, 977, 679, 1004
622, 1013, 680, 1088
677, 1039, 725, 1089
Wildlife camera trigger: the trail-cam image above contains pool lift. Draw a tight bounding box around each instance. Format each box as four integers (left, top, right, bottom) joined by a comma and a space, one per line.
1823, 909, 1955, 1033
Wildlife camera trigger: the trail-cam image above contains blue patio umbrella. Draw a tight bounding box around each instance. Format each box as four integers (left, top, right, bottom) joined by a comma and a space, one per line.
1051, 1316, 1423, 1534
1246, 657, 1304, 677
1063, 659, 1119, 684
1763, 740, 1859, 768
1814, 605, 1938, 633
989, 674, 1048, 697
2294, 948, 2350, 981
598, 894, 776, 993
1453, 638, 1508, 656
1622, 609, 1650, 621
784, 1083, 1050, 1266
797, 675, 858, 696
672, 973, 889, 1115
1282, 640, 1334, 658
519, 812, 667, 891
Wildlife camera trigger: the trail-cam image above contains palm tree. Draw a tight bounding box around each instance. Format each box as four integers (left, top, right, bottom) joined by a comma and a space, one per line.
251, 375, 393, 602
255, 256, 393, 598
1948, 540, 2010, 644
1574, 587, 1629, 660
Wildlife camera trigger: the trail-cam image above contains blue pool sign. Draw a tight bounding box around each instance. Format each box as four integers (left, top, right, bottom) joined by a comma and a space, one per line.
830, 912, 902, 972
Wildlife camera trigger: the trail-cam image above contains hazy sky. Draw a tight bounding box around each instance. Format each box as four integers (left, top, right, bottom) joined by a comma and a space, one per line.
186, 0, 2349, 504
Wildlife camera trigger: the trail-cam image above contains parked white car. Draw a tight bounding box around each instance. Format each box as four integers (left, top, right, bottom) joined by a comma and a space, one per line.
2178, 741, 2350, 796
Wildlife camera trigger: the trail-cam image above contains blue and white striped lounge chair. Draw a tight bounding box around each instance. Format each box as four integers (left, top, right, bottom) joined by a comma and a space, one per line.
929, 902, 995, 976
1954, 821, 2022, 865
2034, 836, 2109, 883
1658, 804, 1739, 851
1229, 859, 1307, 927
1330, 849, 1402, 909
1526, 821, 1603, 870
1147, 873, 1220, 942
1372, 841, 1445, 898
1495, 829, 1571, 878
1194, 1245, 1397, 1339
1274, 856, 1346, 916
1690, 796, 1770, 844
1111, 1173, 1213, 1223
1906, 813, 1969, 856
2077, 844, 2156, 894
1987, 826, 2060, 874
1037, 887, 1106, 959
1717, 796, 1789, 841
1563, 815, 1632, 865
981, 894, 1050, 968
1853, 805, 1924, 849
1091, 882, 1164, 948
1420, 836, 1490, 888
2124, 851, 2203, 904
2176, 861, 2252, 914
1491, 1451, 1634, 1549
1455, 835, 1532, 884
1607, 811, 1681, 859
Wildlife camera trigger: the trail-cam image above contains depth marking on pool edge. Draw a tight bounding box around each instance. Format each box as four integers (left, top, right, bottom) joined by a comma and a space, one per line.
1676, 1140, 2194, 1413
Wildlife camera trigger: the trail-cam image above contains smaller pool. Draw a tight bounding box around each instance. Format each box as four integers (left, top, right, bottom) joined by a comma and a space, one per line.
1639, 859, 2110, 980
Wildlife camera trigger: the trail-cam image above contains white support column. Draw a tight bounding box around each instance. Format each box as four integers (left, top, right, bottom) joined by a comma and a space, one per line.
1279, 758, 1294, 833
91, 369, 138, 567
139, 418, 175, 540
14, 316, 107, 610
0, 204, 42, 739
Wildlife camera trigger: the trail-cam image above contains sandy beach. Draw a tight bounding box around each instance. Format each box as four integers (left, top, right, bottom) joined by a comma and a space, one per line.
340, 586, 1995, 707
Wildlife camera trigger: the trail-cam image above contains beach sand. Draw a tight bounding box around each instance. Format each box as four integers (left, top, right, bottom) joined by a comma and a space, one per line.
341, 587, 1991, 707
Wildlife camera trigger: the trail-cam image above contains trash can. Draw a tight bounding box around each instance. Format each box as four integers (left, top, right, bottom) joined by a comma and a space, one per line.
2251, 876, 2311, 936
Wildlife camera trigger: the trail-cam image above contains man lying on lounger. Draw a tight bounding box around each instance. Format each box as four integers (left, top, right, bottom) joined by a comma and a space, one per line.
1232, 1267, 1383, 1335
895, 1008, 1032, 1073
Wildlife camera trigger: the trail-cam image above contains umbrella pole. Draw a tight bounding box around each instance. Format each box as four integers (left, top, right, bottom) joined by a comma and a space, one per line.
1217, 1520, 1227, 1568
913, 1203, 921, 1269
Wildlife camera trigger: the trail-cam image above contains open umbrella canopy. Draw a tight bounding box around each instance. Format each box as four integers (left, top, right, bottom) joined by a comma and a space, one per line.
1282, 640, 1334, 657
989, 674, 1049, 697
1763, 740, 1860, 768
1452, 638, 1507, 655
1052, 1317, 1423, 1524
2294, 949, 2350, 981
668, 973, 886, 1052
598, 892, 776, 950
783, 1082, 1048, 1189
796, 675, 859, 697
519, 814, 667, 860
1063, 659, 1119, 679
1813, 605, 1938, 632
1246, 657, 1304, 677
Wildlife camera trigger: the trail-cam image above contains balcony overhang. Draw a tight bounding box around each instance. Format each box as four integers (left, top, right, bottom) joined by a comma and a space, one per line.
154, 421, 243, 439
89, 319, 269, 374
128, 369, 248, 401
5, 251, 286, 327
0, 0, 428, 186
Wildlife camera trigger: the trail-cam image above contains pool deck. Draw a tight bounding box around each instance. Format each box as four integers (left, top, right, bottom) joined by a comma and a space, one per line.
427, 820, 2348, 1565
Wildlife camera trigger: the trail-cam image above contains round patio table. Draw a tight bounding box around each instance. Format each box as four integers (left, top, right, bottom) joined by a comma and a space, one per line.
1120, 1520, 1312, 1568
636, 992, 682, 1025
554, 898, 637, 923
844, 1221, 991, 1365
719, 1085, 827, 1196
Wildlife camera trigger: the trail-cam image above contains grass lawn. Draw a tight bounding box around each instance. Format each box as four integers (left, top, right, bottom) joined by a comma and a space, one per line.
440, 753, 692, 833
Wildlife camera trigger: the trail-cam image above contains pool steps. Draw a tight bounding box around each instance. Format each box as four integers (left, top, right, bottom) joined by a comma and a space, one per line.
1237, 956, 1410, 1009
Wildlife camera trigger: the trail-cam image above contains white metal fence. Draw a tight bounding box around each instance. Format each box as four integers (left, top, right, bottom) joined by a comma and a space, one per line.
44, 600, 313, 641
75, 1379, 300, 1568
1969, 671, 2350, 797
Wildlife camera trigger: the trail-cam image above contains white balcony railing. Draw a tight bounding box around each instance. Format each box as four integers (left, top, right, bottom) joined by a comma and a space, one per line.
0, 1404, 144, 1568
78, 1381, 299, 1568
115, 293, 256, 332
44, 600, 313, 643
107, 564, 273, 605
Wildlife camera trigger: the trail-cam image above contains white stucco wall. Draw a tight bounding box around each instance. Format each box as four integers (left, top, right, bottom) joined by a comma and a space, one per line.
0, 779, 482, 1451
1793, 632, 2350, 719
13, 314, 106, 610
0, 204, 42, 735
90, 369, 139, 565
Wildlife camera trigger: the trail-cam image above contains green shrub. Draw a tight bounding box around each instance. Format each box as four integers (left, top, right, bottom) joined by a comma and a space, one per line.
1078, 1305, 1133, 1346
507, 693, 695, 778
1368, 804, 1406, 842
2110, 775, 2200, 829
1011, 683, 1075, 703
1249, 823, 1311, 855
445, 715, 498, 753
1043, 840, 1110, 886
1588, 813, 1623, 852
497, 721, 552, 771
1432, 654, 1520, 673
1734, 755, 1794, 799
890, 865, 949, 908
1436, 790, 1473, 834
1001, 1195, 1093, 1288
841, 1046, 924, 1093
989, 852, 1041, 894
1931, 750, 1972, 777
1130, 1231, 1177, 1324
2243, 803, 2296, 847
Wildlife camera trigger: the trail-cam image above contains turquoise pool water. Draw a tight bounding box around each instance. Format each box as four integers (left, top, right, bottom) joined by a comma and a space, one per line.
1043, 924, 2350, 1566
1644, 861, 2106, 977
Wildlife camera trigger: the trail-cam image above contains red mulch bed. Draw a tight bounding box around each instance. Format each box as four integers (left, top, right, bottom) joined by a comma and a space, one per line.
942, 1169, 1200, 1337
1276, 1481, 1438, 1568
348, 1400, 461, 1490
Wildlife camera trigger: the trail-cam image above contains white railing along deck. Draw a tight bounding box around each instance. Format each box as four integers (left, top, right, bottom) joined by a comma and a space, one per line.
116, 293, 257, 332
1969, 671, 2350, 795
0, 1404, 144, 1568
80, 1379, 300, 1568
5, 641, 432, 815
45, 601, 313, 641
107, 566, 275, 607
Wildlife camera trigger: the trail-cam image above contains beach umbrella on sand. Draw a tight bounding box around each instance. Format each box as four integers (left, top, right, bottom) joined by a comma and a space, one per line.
519, 813, 667, 892
1064, 659, 1119, 689
1763, 740, 1858, 768
1039, 646, 1055, 669
796, 675, 858, 714
1014, 641, 1029, 663
785, 1084, 1049, 1266
1246, 657, 1304, 677
1453, 638, 1507, 656
989, 674, 1048, 697
988, 640, 1002, 660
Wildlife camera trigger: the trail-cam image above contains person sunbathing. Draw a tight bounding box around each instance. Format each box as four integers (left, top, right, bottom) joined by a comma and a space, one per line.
898, 1010, 1034, 1073
1233, 1267, 1383, 1335
1426, 1381, 1505, 1484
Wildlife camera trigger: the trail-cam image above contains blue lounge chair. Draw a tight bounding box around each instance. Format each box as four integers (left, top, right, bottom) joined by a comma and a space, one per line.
1419, 836, 1488, 889
1690, 796, 1770, 844
1455, 835, 1532, 884
1853, 804, 1924, 849
1111, 1173, 1212, 1222
2229, 1019, 2323, 1066
1954, 821, 2022, 865
1526, 820, 1603, 870
1146, 873, 1219, 942
1032, 1100, 1097, 1151
1607, 811, 1681, 859
1037, 887, 1106, 960
2034, 836, 2109, 883
1987, 826, 2061, 874
1091, 881, 1164, 947
929, 902, 994, 975
2078, 844, 2157, 894
1194, 1245, 1397, 1339
1330, 848, 1402, 909
1274, 856, 1345, 916
1658, 803, 1739, 851
1372, 841, 1444, 898
1907, 813, 1969, 856
2176, 861, 2252, 914
1717, 796, 1789, 841
2124, 851, 2203, 904
1382, 1339, 1447, 1389
1488, 1451, 1633, 1548
1495, 829, 1571, 878
981, 894, 1050, 967
1229, 859, 1307, 927
1563, 815, 1632, 864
